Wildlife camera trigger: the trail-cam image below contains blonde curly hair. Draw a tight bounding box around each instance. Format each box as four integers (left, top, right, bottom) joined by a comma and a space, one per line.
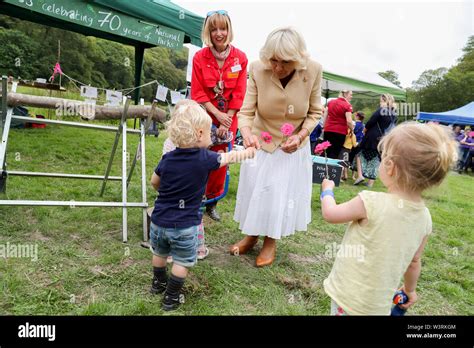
165, 100, 211, 148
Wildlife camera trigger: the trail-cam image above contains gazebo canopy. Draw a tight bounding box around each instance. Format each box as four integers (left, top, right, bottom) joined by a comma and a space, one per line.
0, 0, 204, 103
417, 102, 474, 125
322, 64, 407, 101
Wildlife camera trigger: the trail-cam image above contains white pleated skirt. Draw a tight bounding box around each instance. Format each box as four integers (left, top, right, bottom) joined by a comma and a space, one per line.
233, 141, 313, 239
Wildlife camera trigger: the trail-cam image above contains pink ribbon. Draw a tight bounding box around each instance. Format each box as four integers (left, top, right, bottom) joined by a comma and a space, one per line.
49, 62, 63, 82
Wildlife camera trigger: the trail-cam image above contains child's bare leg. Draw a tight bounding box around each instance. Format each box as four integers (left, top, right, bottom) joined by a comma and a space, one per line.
197, 222, 209, 260
171, 264, 189, 278
152, 255, 167, 268
356, 156, 364, 180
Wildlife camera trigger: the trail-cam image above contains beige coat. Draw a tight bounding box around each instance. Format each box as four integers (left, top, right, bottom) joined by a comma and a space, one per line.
238, 59, 323, 153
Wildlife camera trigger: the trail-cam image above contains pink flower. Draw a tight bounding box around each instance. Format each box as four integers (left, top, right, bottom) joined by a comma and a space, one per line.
280, 123, 295, 137
260, 131, 273, 144
314, 141, 331, 155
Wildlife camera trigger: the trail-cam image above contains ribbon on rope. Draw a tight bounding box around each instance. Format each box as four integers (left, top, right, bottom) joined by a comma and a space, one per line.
49, 62, 63, 82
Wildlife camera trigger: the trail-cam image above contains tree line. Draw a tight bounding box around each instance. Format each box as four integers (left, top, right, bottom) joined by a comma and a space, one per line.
1, 15, 472, 114
0, 15, 188, 102
373, 36, 473, 116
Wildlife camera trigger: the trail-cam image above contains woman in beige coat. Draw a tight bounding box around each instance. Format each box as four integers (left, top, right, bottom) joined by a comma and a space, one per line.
230, 27, 323, 267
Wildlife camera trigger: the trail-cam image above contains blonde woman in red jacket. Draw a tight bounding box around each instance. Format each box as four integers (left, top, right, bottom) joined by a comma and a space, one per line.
191, 10, 248, 222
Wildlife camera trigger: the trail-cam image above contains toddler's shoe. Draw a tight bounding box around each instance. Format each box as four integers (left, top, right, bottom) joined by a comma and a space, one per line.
150, 277, 167, 295
197, 246, 210, 260
162, 293, 185, 311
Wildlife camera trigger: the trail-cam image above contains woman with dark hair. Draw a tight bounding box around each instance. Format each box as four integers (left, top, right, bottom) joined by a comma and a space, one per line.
354, 94, 397, 187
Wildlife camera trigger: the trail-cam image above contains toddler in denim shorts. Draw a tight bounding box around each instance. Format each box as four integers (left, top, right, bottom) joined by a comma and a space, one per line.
148, 100, 255, 311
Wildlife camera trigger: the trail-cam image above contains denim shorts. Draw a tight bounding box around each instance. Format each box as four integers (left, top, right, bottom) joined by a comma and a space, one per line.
149, 222, 198, 267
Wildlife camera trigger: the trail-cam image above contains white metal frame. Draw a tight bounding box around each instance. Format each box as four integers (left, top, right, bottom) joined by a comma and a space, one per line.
0, 76, 153, 243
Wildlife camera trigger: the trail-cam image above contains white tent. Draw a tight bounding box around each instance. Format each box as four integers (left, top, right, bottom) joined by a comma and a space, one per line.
321, 63, 406, 101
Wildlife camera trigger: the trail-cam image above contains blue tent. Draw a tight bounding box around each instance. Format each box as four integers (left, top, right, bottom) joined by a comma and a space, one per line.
417, 102, 474, 125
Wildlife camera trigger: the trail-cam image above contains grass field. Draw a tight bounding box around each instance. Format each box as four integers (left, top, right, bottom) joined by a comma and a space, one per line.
0, 122, 473, 315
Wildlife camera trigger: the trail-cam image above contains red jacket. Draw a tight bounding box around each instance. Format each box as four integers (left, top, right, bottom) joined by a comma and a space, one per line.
191, 45, 248, 123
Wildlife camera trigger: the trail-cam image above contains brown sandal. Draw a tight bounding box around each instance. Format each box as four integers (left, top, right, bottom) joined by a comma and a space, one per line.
255, 237, 276, 267
229, 235, 259, 255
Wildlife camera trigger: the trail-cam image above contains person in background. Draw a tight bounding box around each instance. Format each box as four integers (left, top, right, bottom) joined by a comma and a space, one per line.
350, 112, 365, 180
456, 127, 474, 174
339, 127, 357, 181
453, 125, 462, 138
353, 112, 365, 143
323, 90, 354, 159
469, 135, 474, 172
191, 10, 248, 221
354, 94, 397, 188
310, 105, 326, 154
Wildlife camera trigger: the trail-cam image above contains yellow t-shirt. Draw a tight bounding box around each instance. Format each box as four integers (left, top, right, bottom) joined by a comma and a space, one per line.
323, 190, 432, 315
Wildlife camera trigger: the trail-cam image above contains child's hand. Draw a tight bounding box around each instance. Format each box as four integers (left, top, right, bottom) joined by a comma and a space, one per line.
243, 134, 261, 150
322, 178, 335, 191
245, 146, 257, 158
398, 285, 418, 310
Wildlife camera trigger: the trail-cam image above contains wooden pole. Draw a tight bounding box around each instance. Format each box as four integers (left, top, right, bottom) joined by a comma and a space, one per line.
58, 40, 61, 89
6, 92, 166, 122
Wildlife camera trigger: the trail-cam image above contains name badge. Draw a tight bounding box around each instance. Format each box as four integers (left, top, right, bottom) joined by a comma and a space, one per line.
231, 64, 242, 73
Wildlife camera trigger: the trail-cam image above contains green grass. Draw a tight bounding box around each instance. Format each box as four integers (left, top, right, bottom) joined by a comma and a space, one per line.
0, 124, 473, 315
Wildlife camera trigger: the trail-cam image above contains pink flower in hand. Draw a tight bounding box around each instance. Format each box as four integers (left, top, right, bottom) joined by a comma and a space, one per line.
260, 131, 273, 144
280, 123, 295, 137
314, 141, 331, 155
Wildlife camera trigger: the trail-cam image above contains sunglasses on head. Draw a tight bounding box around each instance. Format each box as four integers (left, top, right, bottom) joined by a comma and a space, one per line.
206, 10, 228, 17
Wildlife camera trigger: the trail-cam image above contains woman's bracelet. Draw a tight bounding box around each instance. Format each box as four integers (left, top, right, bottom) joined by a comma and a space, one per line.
297, 129, 308, 143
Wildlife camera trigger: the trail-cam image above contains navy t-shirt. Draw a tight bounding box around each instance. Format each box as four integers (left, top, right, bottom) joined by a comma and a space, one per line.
151, 147, 221, 228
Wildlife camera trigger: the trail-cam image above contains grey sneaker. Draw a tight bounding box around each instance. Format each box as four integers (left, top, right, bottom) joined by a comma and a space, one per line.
206, 205, 221, 221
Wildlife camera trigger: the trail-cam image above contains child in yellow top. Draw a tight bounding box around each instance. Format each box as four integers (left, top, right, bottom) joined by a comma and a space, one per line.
339, 127, 358, 180
320, 122, 457, 315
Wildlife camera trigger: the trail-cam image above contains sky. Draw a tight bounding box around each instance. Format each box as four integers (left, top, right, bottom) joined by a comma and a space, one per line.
174, 0, 473, 88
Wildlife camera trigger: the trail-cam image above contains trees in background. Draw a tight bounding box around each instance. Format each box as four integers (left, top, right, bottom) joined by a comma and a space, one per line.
0, 15, 188, 101
356, 36, 474, 116
409, 35, 474, 112
1, 15, 472, 113
378, 70, 402, 88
